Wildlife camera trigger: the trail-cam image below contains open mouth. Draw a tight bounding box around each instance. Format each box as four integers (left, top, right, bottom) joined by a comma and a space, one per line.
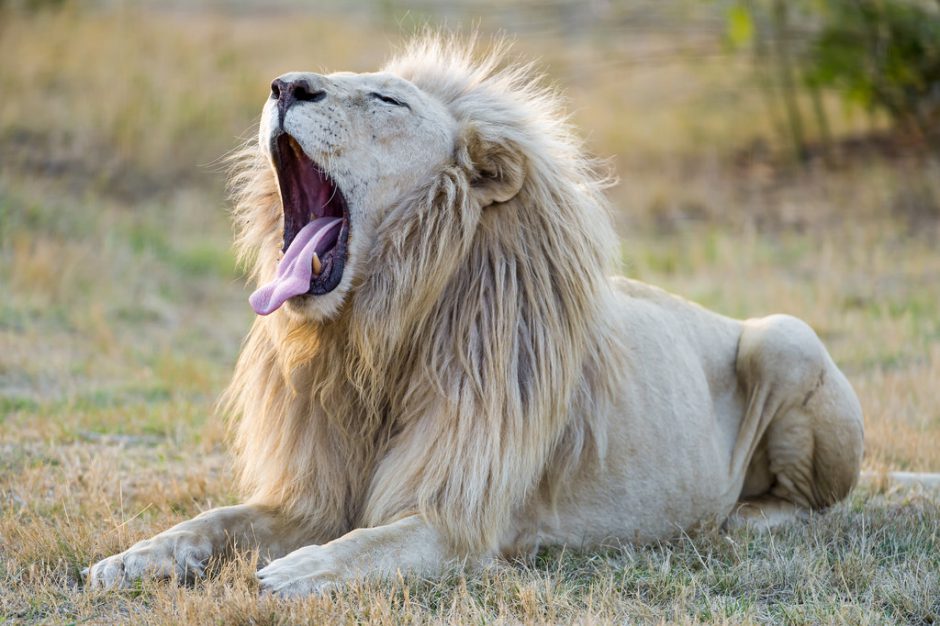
249, 133, 350, 315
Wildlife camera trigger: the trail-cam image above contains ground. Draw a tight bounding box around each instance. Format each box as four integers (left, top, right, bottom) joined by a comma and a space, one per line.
1, 5, 938, 624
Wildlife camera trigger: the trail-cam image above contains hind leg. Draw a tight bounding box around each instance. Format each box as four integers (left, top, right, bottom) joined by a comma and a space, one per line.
730, 315, 864, 527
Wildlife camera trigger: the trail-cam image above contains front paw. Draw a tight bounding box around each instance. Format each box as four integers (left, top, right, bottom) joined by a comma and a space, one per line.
85, 532, 211, 590
256, 545, 340, 597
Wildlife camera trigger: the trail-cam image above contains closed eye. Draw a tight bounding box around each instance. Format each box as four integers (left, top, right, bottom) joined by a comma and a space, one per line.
370, 92, 409, 108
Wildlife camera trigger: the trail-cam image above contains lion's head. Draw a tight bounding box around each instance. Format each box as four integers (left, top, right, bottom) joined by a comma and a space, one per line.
225, 37, 620, 549
246, 64, 459, 320
232, 37, 616, 327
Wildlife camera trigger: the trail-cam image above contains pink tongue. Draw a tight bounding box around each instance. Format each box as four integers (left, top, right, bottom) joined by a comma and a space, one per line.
249, 217, 343, 315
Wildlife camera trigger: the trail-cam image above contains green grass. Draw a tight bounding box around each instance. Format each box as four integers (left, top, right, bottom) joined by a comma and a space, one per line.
1, 4, 939, 624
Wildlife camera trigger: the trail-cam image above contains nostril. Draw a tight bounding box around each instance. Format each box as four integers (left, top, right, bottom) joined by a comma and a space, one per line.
270, 78, 325, 109
294, 85, 326, 103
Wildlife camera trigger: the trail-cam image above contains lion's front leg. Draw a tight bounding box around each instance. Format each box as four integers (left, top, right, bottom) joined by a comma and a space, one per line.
86, 504, 309, 589
256, 515, 461, 597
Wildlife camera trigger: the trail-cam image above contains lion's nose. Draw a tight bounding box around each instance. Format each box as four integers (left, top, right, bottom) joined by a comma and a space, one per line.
271, 76, 326, 110
271, 75, 327, 129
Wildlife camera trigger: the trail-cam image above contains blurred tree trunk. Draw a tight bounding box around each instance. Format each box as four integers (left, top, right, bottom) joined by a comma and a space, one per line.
746, 0, 789, 158
808, 82, 834, 162
770, 0, 808, 163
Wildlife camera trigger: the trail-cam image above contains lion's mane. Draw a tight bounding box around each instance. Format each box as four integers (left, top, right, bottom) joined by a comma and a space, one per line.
222, 36, 621, 554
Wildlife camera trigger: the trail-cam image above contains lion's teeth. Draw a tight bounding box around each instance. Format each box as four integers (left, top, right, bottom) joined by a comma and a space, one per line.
312, 252, 322, 275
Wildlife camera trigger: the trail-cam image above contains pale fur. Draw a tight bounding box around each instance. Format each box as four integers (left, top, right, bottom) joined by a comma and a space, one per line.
87, 36, 864, 596
223, 36, 619, 554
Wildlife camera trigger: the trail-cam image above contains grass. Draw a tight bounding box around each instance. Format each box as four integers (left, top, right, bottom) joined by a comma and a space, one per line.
2, 483, 938, 623
1, 4, 938, 624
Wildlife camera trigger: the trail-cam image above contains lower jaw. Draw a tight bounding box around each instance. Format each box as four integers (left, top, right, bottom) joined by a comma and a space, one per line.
295, 220, 349, 296
308, 251, 345, 295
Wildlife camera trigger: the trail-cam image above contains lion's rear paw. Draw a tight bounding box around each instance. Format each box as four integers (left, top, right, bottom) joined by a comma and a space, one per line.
725, 496, 809, 531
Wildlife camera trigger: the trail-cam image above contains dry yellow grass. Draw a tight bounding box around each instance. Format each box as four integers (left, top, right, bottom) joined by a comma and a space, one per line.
1, 4, 938, 624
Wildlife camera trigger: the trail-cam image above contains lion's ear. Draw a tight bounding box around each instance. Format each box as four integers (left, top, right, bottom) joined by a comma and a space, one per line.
461, 123, 526, 208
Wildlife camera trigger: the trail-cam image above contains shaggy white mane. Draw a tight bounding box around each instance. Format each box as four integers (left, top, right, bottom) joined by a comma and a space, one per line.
222, 36, 620, 553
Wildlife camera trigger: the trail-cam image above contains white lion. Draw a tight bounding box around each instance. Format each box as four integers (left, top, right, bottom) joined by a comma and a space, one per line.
87, 37, 864, 597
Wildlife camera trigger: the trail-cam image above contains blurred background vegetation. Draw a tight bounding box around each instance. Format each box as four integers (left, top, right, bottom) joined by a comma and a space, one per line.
1, 0, 938, 486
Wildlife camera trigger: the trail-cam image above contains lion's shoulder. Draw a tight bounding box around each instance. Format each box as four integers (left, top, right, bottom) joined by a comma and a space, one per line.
609, 276, 679, 303
608, 275, 737, 329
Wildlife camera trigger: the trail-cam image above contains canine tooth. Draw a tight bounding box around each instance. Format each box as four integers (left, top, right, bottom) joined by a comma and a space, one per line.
312, 252, 322, 275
